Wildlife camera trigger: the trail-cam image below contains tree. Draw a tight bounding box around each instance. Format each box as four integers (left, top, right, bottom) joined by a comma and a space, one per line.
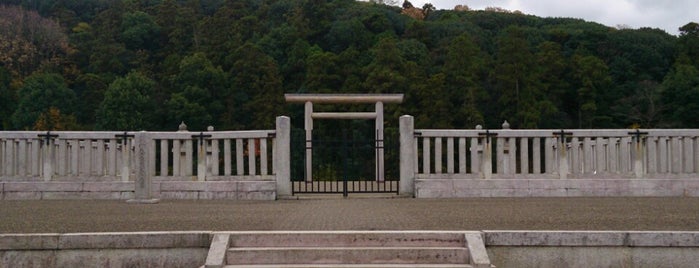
412, 73, 453, 128
492, 26, 545, 128
678, 22, 699, 68
616, 80, 663, 127
73, 73, 108, 127
121, 11, 161, 50
164, 52, 227, 130
571, 53, 612, 128
0, 5, 70, 77
422, 3, 435, 18
96, 71, 155, 130
11, 73, 77, 130
443, 33, 487, 128
0, 0, 692, 130
303, 47, 343, 92
156, 0, 193, 54
534, 41, 567, 128
324, 18, 372, 53
165, 92, 212, 131
661, 62, 699, 127
228, 43, 284, 129
0, 67, 13, 129
33, 107, 79, 131
363, 37, 412, 94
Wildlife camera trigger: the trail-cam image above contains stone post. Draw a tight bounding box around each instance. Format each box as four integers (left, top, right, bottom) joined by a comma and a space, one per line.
38, 131, 59, 181
206, 126, 216, 178
376, 101, 385, 182
634, 141, 644, 178
197, 140, 207, 182
501, 121, 511, 174
304, 101, 313, 182
275, 116, 292, 197
558, 145, 568, 180
477, 127, 496, 180
195, 130, 212, 182
42, 138, 53, 182
629, 130, 648, 178
399, 115, 415, 196
557, 130, 569, 180
127, 131, 159, 204
114, 132, 134, 182
482, 138, 492, 180
121, 138, 130, 182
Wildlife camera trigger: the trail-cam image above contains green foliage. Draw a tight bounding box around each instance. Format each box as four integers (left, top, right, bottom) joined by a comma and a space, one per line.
0, 67, 13, 129
96, 71, 155, 130
363, 37, 411, 94
493, 26, 546, 128
164, 52, 227, 130
121, 11, 161, 50
11, 73, 77, 130
73, 73, 108, 127
443, 33, 486, 128
661, 63, 699, 127
228, 43, 284, 129
3, 1, 698, 130
678, 22, 699, 68
570, 53, 612, 127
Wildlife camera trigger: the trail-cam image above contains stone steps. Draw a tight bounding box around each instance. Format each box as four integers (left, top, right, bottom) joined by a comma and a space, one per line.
204, 231, 492, 268
228, 232, 467, 248
226, 246, 469, 265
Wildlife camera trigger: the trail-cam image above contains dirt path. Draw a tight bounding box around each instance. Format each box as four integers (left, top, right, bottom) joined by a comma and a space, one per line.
1, 197, 698, 233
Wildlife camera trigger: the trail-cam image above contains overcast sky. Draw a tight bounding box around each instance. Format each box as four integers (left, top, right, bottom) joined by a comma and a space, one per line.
408, 0, 697, 36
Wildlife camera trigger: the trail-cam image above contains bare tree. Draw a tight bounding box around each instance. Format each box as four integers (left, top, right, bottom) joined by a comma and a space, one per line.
0, 5, 69, 77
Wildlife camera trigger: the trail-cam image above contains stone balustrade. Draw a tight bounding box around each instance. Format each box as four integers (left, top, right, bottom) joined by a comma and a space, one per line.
407, 128, 698, 180
3, 114, 699, 199
1, 131, 131, 181
1, 131, 276, 182
0, 116, 291, 200
399, 115, 699, 198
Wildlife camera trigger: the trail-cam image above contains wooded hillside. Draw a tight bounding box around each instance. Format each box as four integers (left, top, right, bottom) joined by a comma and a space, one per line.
1, 0, 698, 131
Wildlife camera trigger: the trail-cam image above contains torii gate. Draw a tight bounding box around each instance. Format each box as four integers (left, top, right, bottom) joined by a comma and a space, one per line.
285, 94, 404, 182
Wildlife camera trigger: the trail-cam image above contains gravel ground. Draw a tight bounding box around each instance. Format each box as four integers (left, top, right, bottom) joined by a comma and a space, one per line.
1, 197, 698, 233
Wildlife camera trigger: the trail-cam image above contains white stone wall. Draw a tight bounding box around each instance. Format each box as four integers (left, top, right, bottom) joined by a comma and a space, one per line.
0, 181, 277, 200
399, 115, 699, 197
0, 232, 210, 268
0, 118, 290, 200
485, 231, 699, 268
411, 129, 699, 180
415, 179, 699, 198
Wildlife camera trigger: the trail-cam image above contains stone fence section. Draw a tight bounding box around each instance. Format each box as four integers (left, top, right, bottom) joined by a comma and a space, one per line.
0, 116, 291, 200
4, 114, 699, 199
399, 115, 699, 197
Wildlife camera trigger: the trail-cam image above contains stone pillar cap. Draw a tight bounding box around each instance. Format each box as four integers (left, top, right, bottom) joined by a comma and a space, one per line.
178, 122, 188, 132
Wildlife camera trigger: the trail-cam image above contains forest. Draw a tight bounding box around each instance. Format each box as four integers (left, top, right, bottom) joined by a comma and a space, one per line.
1, 0, 699, 132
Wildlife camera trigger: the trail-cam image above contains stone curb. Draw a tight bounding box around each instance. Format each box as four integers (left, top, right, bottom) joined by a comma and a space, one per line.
0, 231, 211, 250
483, 231, 699, 247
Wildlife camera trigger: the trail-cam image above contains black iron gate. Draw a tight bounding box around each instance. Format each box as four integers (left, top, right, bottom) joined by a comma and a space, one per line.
291, 121, 399, 196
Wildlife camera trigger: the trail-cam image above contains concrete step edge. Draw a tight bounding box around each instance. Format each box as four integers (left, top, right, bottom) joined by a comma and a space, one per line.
223, 264, 473, 268
226, 247, 470, 265
228, 232, 467, 247
228, 246, 469, 251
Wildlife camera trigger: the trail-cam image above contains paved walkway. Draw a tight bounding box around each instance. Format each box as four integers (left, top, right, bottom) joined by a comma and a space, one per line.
1, 197, 698, 233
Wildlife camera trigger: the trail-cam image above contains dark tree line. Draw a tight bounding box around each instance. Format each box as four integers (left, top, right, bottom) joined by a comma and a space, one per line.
0, 0, 698, 131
